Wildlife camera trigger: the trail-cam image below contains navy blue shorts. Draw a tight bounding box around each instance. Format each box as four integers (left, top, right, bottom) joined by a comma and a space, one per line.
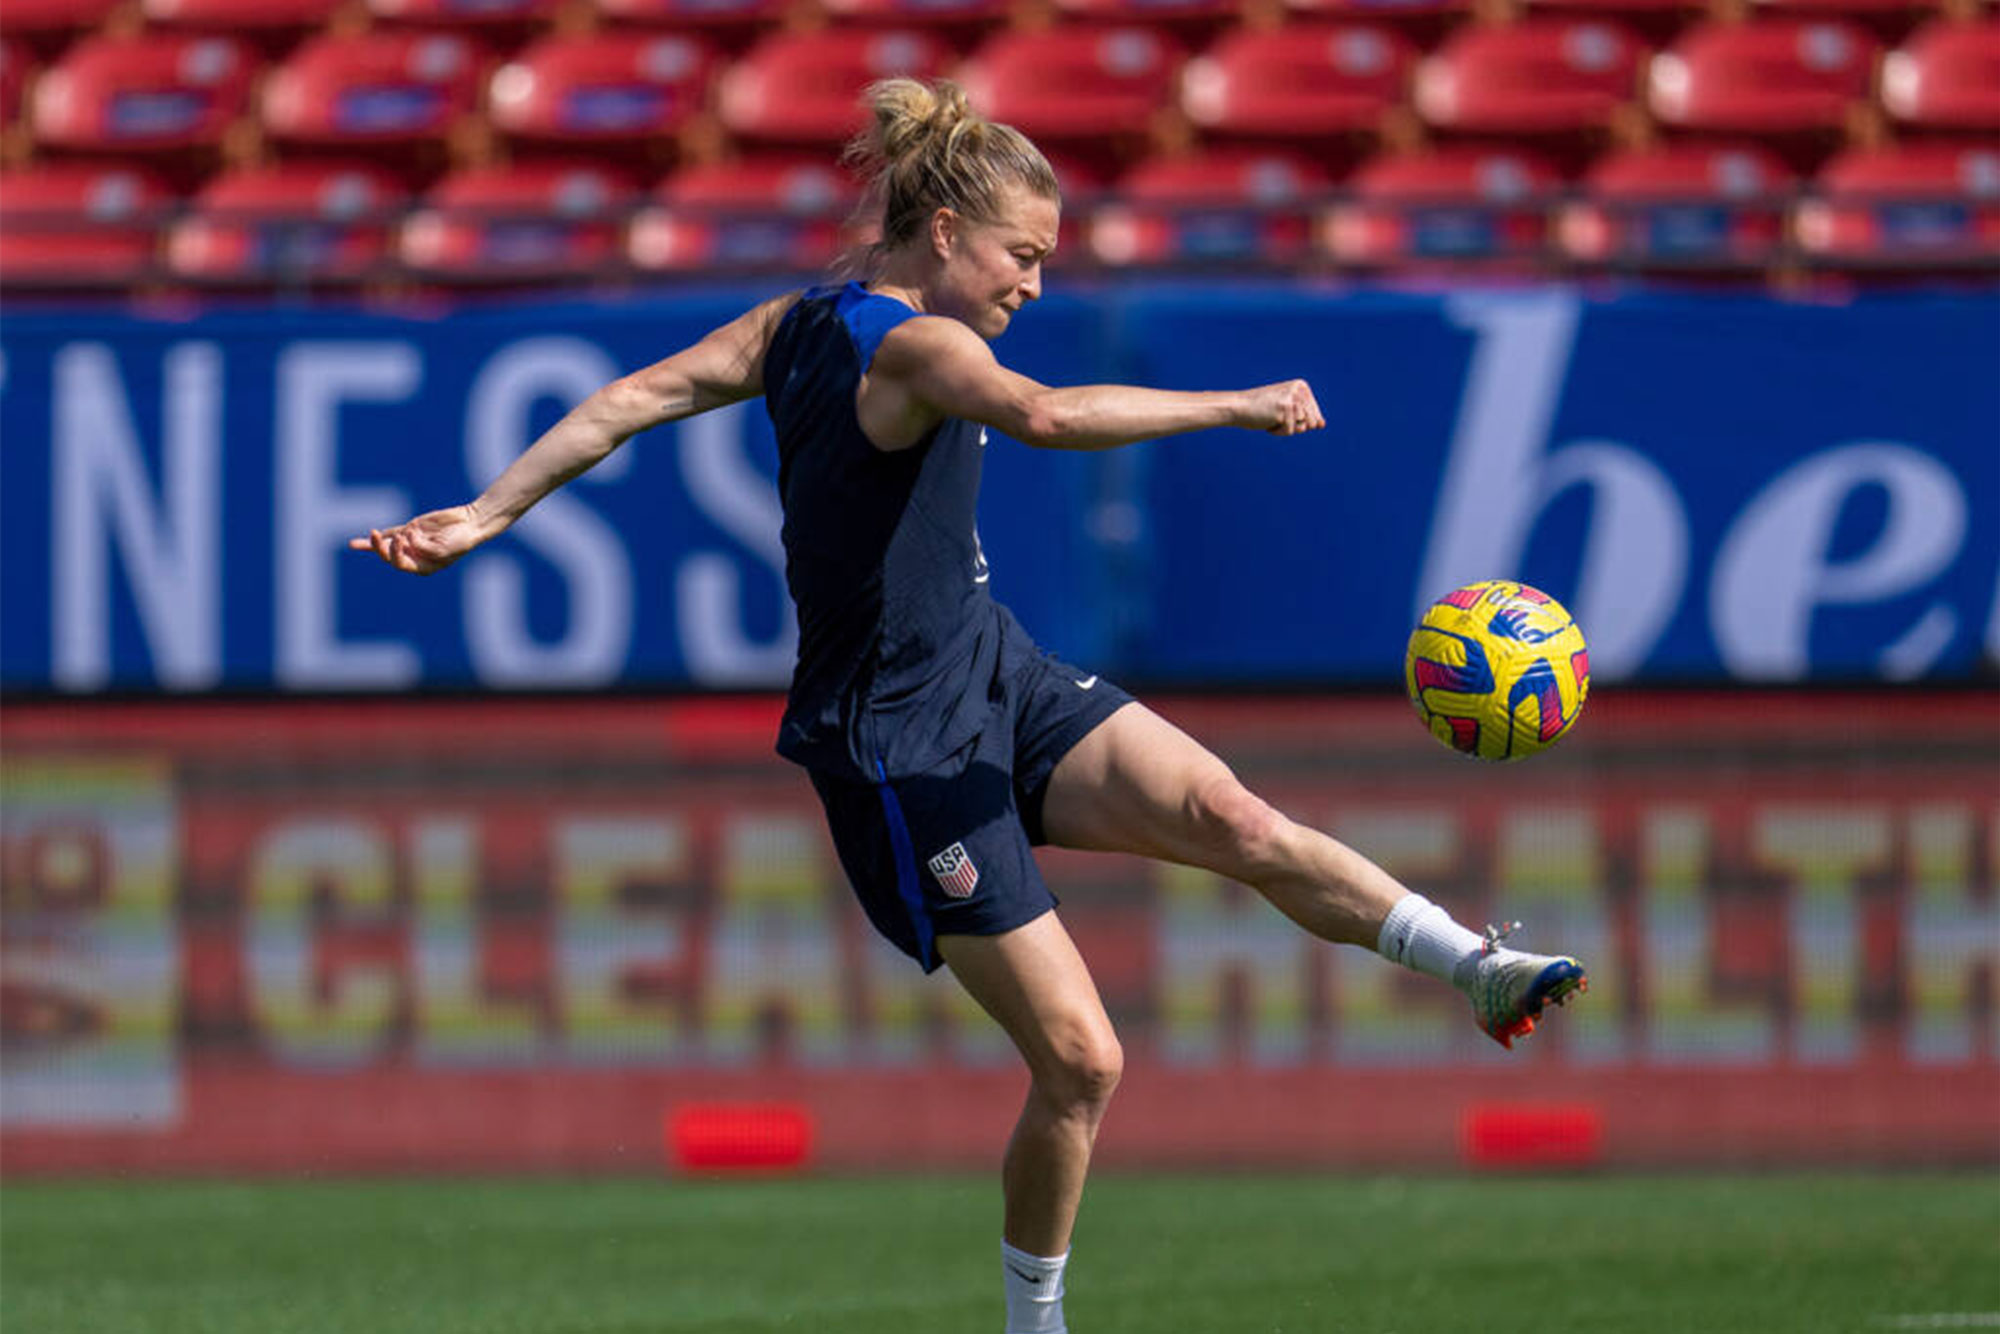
808, 649, 1133, 972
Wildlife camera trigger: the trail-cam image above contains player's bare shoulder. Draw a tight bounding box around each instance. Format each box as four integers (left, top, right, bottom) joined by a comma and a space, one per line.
873, 311, 993, 377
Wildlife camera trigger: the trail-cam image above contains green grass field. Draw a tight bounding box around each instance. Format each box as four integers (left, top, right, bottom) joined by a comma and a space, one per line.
4, 1173, 1996, 1333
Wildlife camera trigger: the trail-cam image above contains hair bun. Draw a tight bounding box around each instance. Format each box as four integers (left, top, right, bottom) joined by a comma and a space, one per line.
840, 75, 1059, 273
859, 77, 974, 168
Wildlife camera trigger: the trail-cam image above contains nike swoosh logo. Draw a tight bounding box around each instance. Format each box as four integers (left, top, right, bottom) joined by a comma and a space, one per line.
1074, 676, 1097, 690
1005, 1264, 1044, 1284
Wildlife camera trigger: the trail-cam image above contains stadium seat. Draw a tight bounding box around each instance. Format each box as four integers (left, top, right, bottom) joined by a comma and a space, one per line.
0, 163, 174, 287
593, 0, 790, 43
1320, 147, 1561, 267
1750, 0, 1936, 43
487, 33, 717, 152
1557, 143, 1795, 269
400, 163, 639, 279
1413, 19, 1648, 137
1647, 19, 1881, 136
367, 0, 565, 33
1049, 0, 1243, 41
1, 0, 124, 51
1752, 0, 1933, 12
717, 30, 955, 147
1180, 24, 1415, 151
30, 35, 260, 159
141, 0, 346, 45
1, 39, 30, 129
1088, 150, 1332, 266
1795, 142, 2000, 266
1280, 0, 1467, 41
1521, 0, 1695, 42
165, 161, 408, 284
629, 157, 861, 271
820, 0, 1012, 43
262, 33, 490, 163
959, 27, 1186, 171
1880, 19, 2000, 133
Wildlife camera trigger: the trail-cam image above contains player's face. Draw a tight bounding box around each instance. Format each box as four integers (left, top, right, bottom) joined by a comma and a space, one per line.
937, 184, 1059, 340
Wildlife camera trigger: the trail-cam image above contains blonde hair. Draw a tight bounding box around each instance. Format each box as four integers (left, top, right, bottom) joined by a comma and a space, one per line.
844, 78, 1060, 270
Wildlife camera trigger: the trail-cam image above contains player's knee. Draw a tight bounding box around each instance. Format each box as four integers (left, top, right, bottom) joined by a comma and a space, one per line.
1038, 1026, 1124, 1115
1187, 772, 1287, 870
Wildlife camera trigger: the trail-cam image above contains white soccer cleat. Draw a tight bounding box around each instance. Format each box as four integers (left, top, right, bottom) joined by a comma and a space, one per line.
1457, 922, 1588, 1050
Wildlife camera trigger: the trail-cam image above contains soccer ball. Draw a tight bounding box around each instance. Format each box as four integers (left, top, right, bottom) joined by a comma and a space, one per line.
1404, 580, 1590, 761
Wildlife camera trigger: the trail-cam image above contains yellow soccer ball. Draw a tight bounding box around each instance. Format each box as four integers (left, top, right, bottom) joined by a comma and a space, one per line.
1404, 580, 1590, 761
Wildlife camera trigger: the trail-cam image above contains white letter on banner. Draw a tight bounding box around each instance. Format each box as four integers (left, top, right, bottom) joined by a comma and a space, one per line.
1419, 297, 1687, 679
275, 342, 421, 688
676, 401, 797, 686
52, 342, 222, 690
1712, 444, 1967, 681
463, 337, 632, 686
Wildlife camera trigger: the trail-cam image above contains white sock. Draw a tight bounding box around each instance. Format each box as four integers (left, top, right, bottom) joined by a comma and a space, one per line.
1377, 892, 1488, 988
1001, 1241, 1068, 1334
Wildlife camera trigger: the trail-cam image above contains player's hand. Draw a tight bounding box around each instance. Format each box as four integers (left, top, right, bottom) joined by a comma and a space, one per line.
1242, 380, 1325, 436
348, 504, 489, 575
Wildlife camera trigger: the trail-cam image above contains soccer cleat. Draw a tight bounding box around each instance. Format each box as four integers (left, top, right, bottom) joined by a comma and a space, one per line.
1458, 921, 1588, 1049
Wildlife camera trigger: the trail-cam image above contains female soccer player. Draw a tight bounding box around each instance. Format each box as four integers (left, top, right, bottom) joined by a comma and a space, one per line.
354, 78, 1585, 1334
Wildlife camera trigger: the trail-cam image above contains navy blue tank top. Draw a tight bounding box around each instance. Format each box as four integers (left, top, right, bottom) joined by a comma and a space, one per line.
765, 282, 1007, 780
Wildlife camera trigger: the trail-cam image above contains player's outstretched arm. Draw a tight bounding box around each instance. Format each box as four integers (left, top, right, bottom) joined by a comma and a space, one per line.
350, 293, 798, 574
871, 315, 1324, 452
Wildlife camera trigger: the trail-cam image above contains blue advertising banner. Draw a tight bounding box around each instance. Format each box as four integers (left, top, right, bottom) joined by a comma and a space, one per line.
1, 286, 1994, 691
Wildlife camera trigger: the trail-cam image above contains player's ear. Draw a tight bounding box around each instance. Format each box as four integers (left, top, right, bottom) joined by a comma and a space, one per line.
929, 207, 958, 261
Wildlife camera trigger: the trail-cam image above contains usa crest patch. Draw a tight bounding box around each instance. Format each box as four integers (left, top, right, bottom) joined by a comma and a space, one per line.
926, 841, 980, 898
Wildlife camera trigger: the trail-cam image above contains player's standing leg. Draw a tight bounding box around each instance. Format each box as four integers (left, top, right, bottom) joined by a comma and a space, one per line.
937, 913, 1120, 1334
1040, 702, 1586, 1046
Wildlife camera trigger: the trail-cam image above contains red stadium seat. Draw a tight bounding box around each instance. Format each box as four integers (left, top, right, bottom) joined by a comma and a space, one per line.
1, 0, 123, 50
1558, 143, 1795, 269
487, 33, 717, 151
1320, 146, 1561, 267
165, 161, 407, 284
1181, 24, 1415, 149
30, 35, 259, 158
960, 27, 1186, 170
629, 157, 862, 271
1522, 0, 1695, 41
1880, 20, 2000, 133
1647, 19, 1881, 136
1089, 150, 1332, 266
659, 156, 862, 211
1050, 0, 1243, 41
1795, 142, 2000, 265
367, 0, 565, 31
1751, 0, 1934, 43
594, 0, 786, 36
262, 33, 490, 158
1280, 0, 1467, 40
1413, 19, 1648, 136
821, 0, 1012, 42
1, 39, 30, 129
142, 0, 345, 43
717, 30, 955, 147
1752, 0, 1931, 12
400, 163, 639, 279
0, 163, 174, 287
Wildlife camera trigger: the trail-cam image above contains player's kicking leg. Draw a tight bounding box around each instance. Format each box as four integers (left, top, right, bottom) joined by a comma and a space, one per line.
938, 912, 1121, 1334
1039, 702, 1586, 1047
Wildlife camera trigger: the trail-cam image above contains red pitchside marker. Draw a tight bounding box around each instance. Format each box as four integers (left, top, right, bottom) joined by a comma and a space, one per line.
1461, 1102, 1604, 1170
668, 1103, 815, 1173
